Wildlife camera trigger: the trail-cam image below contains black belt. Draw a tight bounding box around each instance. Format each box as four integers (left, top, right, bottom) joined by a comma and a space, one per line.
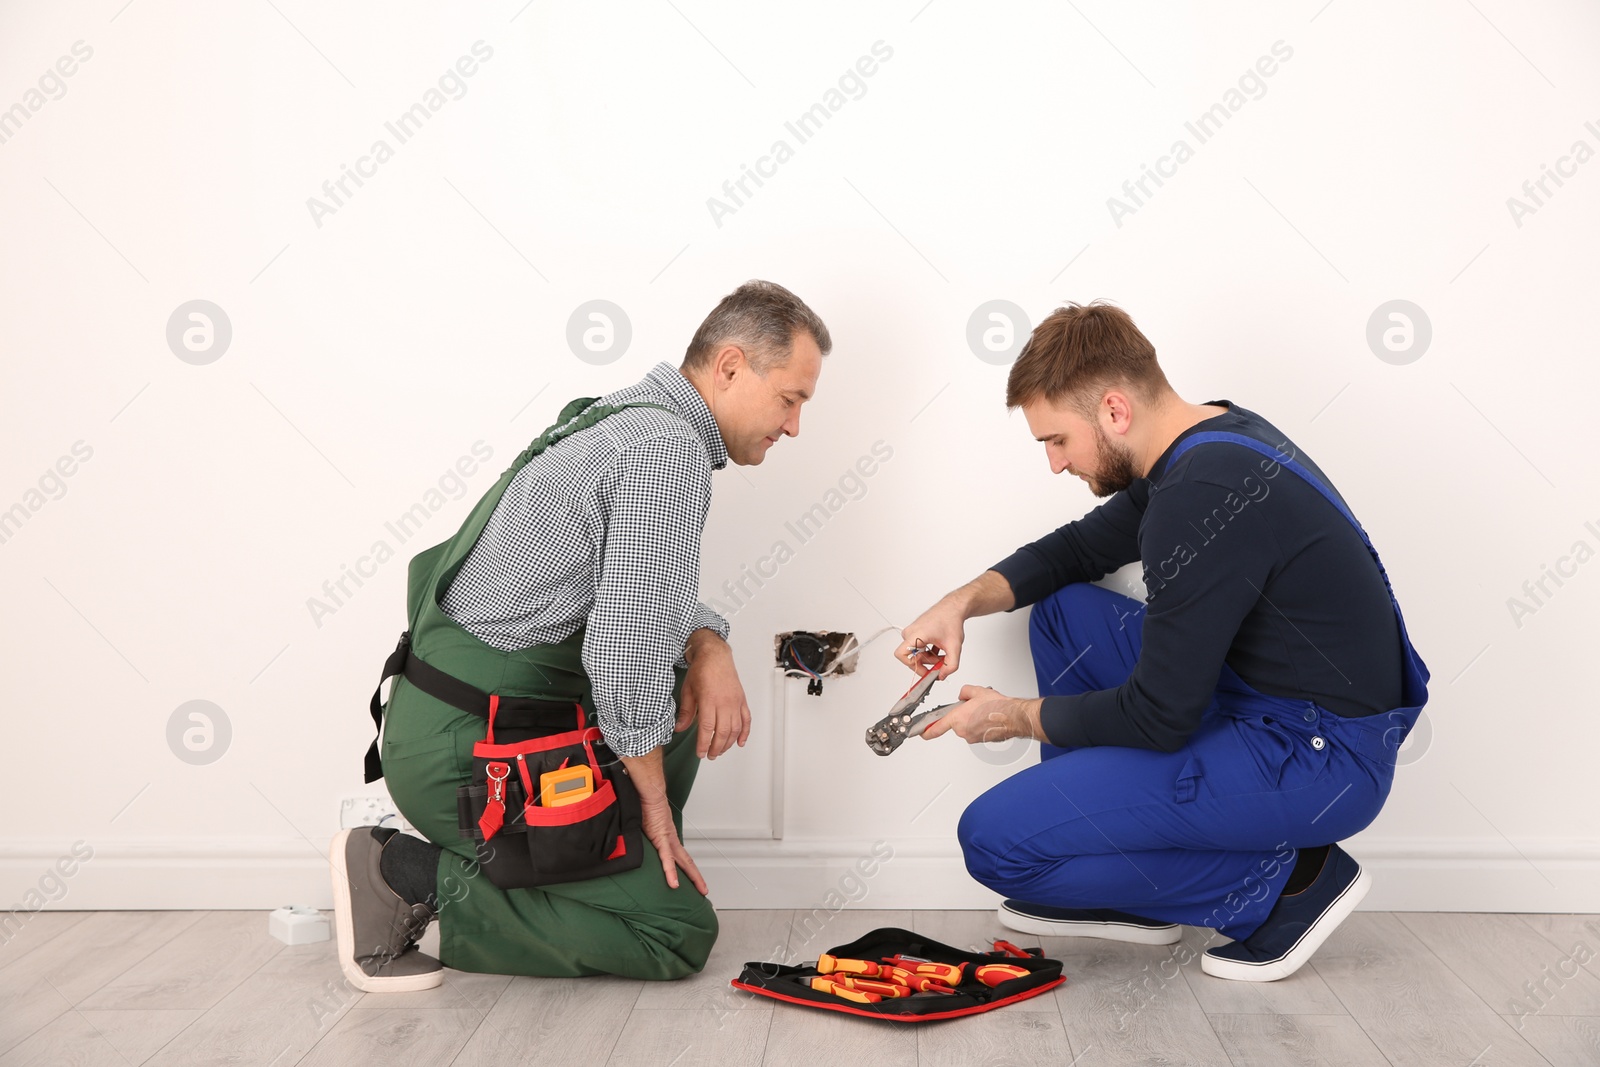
364, 630, 585, 783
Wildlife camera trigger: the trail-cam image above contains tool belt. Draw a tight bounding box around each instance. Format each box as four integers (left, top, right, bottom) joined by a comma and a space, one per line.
369, 631, 644, 889
732, 927, 1065, 1020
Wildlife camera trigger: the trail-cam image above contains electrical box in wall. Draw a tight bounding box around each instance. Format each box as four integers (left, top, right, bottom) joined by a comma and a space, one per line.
775, 630, 860, 695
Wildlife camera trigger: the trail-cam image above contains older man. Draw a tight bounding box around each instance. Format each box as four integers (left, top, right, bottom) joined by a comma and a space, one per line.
903, 300, 1428, 982
334, 280, 829, 989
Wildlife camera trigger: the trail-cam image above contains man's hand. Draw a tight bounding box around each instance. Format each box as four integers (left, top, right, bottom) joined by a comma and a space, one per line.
900, 600, 966, 679
640, 794, 707, 893
676, 629, 750, 760
900, 571, 1016, 679
620, 748, 708, 893
920, 685, 1043, 746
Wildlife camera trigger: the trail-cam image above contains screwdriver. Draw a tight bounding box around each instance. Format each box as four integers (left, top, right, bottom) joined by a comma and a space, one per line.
808, 975, 880, 1003
825, 973, 910, 998
884, 965, 957, 994
974, 963, 1031, 987
816, 954, 885, 977
883, 955, 966, 986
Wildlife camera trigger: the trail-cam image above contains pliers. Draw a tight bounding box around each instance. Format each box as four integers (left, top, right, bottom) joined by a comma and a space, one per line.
865, 653, 960, 756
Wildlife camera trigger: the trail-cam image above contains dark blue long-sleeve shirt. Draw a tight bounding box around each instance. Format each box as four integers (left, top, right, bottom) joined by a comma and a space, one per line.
990, 400, 1403, 753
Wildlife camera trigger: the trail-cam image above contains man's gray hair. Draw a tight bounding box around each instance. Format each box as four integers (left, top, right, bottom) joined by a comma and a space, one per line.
682, 279, 832, 374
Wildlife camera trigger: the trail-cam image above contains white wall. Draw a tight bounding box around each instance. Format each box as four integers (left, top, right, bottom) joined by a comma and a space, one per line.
3, 1, 1597, 915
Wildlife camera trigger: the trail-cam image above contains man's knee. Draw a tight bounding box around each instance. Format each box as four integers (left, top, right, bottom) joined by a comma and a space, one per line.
957, 791, 1023, 892
957, 827, 997, 890
1028, 583, 1098, 699
1028, 581, 1116, 660
648, 891, 720, 979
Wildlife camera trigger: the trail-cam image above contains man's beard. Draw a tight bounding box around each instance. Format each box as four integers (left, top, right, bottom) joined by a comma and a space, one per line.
1088, 425, 1139, 497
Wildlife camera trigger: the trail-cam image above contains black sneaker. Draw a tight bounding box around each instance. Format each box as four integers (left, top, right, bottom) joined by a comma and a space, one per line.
1201, 843, 1370, 982
998, 900, 1182, 945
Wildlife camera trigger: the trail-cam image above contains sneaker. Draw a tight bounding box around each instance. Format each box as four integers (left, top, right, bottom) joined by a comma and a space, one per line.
1200, 843, 1369, 982
998, 900, 1182, 945
329, 827, 444, 992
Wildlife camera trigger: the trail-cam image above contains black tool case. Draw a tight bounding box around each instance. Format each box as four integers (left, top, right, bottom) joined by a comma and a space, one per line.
731, 926, 1065, 1020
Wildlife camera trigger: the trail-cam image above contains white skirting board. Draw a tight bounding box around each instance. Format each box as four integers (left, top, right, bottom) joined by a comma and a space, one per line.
1, 837, 1596, 915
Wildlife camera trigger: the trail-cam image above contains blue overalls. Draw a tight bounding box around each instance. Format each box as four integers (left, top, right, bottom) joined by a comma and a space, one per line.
957, 432, 1432, 940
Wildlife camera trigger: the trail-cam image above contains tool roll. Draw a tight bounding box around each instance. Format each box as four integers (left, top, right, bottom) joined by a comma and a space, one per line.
732, 927, 1065, 1020
370, 631, 644, 889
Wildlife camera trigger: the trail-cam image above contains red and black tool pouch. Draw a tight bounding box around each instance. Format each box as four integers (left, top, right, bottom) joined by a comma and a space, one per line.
731, 928, 1065, 1020
366, 632, 642, 890
454, 693, 644, 888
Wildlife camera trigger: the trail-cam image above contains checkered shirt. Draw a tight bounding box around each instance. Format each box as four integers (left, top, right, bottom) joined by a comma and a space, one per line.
439, 361, 732, 757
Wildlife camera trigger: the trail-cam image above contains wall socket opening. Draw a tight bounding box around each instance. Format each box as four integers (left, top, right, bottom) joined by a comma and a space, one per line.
774, 630, 859, 695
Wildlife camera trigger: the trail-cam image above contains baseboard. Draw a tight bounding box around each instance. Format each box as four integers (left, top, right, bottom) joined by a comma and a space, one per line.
693, 836, 1600, 912
2, 836, 1596, 913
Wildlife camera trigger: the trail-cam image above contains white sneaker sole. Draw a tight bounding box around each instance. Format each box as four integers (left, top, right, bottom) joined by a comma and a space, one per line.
329, 828, 444, 993
1200, 864, 1371, 983
998, 903, 1182, 945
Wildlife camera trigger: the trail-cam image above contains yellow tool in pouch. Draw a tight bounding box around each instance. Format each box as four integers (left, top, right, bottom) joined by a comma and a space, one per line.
540, 764, 594, 808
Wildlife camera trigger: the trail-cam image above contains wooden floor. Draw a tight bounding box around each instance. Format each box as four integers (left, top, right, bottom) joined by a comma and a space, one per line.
1, 909, 1597, 1066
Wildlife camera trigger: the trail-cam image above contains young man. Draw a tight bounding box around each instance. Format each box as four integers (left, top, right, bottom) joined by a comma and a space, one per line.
333, 280, 829, 990
903, 300, 1429, 981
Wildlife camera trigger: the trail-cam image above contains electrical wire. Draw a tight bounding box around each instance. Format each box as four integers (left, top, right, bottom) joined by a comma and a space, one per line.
788, 645, 821, 680
832, 625, 898, 669
780, 626, 902, 680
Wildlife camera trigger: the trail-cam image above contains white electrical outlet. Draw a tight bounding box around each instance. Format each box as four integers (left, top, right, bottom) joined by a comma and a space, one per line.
338, 791, 410, 831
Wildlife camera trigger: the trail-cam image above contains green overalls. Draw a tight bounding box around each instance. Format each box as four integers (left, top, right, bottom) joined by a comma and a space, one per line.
377, 397, 718, 980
